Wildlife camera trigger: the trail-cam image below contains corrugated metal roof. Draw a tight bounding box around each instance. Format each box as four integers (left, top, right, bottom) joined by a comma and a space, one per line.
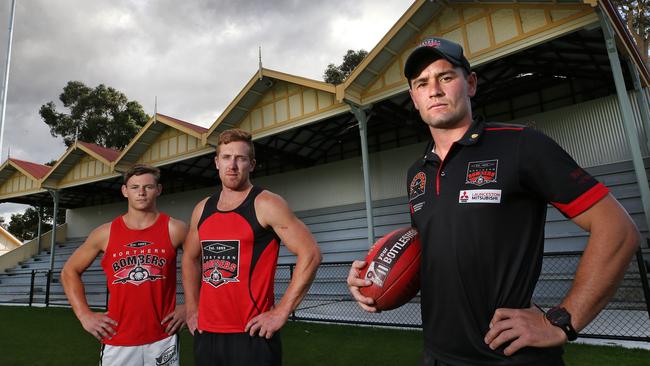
77, 141, 121, 162
9, 158, 51, 179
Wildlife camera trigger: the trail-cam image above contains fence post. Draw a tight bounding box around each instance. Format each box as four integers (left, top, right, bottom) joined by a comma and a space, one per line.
635, 246, 650, 321
29, 270, 36, 307
44, 270, 52, 307
289, 263, 296, 321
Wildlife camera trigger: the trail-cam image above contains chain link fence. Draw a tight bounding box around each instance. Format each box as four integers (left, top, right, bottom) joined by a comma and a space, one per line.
2, 250, 648, 341
533, 250, 650, 341
284, 250, 650, 341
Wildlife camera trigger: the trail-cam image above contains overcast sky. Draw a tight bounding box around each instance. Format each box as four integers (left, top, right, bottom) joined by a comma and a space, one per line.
0, 0, 414, 219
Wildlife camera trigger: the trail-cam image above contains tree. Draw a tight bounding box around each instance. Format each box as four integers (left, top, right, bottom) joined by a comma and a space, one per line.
39, 81, 150, 150
324, 49, 368, 85
612, 0, 650, 67
7, 206, 66, 242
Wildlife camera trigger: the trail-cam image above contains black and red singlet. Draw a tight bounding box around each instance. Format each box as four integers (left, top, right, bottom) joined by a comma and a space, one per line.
197, 186, 280, 333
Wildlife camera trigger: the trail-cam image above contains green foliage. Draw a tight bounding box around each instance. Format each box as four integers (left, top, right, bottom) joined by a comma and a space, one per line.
613, 0, 649, 36
612, 0, 649, 63
39, 81, 149, 149
324, 49, 368, 85
7, 206, 65, 242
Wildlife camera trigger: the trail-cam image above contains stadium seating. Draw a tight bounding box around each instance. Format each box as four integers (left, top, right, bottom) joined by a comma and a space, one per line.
0, 159, 648, 315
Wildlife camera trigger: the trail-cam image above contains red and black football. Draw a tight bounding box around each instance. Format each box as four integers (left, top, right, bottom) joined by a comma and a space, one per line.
359, 227, 421, 311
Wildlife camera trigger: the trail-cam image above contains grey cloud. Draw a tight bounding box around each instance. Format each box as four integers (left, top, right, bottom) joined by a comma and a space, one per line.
0, 0, 411, 167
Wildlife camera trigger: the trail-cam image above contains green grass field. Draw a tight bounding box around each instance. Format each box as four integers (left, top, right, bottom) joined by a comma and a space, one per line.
0, 306, 648, 365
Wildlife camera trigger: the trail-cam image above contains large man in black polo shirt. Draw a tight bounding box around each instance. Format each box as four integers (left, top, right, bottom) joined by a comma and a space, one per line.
348, 37, 640, 366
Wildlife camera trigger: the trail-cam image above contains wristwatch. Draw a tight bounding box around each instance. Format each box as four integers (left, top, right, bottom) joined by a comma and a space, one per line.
545, 306, 578, 341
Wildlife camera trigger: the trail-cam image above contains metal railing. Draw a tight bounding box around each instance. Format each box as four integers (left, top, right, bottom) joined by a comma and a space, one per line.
1, 250, 648, 341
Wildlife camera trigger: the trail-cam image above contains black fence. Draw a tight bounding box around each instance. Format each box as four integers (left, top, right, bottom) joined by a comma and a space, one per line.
1, 250, 649, 342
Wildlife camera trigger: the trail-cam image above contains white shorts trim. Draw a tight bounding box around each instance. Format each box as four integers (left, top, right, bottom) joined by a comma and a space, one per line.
100, 334, 179, 366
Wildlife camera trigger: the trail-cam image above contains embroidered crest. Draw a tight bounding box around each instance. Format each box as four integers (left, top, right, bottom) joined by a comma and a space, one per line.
409, 172, 426, 201
466, 159, 498, 186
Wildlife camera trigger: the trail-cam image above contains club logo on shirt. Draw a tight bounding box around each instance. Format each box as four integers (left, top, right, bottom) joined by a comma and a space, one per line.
111, 252, 167, 286
201, 240, 240, 289
124, 240, 152, 248
409, 172, 427, 201
466, 159, 498, 186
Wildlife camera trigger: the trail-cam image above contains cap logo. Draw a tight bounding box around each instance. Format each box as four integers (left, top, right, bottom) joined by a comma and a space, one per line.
420, 38, 441, 48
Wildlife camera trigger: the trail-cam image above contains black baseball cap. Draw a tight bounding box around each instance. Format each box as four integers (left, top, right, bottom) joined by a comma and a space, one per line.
404, 37, 471, 80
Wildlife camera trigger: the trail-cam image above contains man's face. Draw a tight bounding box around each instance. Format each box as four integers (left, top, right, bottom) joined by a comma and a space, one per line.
408, 58, 477, 130
215, 141, 255, 190
121, 173, 161, 211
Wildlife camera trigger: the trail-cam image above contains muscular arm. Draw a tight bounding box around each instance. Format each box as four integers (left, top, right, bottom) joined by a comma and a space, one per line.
181, 198, 207, 335
245, 192, 322, 338
485, 194, 639, 355
60, 224, 117, 340
560, 194, 639, 329
169, 217, 188, 249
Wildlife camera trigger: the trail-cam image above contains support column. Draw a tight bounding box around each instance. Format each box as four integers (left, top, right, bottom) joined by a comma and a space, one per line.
349, 103, 375, 245
48, 189, 59, 273
37, 205, 43, 251
600, 13, 650, 245
628, 59, 650, 153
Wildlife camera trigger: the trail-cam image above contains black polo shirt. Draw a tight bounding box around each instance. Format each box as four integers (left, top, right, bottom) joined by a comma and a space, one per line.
407, 119, 608, 366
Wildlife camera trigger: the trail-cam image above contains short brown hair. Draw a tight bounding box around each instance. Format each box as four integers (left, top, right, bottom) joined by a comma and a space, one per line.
123, 164, 160, 184
216, 128, 255, 159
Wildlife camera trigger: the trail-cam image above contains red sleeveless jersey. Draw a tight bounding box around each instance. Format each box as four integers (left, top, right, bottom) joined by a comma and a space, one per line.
197, 186, 280, 333
100, 212, 177, 346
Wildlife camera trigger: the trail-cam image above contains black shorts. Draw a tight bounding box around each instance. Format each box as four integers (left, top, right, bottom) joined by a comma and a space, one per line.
420, 353, 566, 366
193, 331, 282, 366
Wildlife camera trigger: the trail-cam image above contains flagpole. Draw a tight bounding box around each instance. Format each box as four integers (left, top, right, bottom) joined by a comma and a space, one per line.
0, 0, 17, 162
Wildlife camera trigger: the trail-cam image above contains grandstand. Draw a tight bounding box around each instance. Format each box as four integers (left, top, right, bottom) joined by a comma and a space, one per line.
0, 0, 649, 342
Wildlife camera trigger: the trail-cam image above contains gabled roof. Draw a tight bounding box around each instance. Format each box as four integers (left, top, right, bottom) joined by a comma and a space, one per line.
40, 141, 120, 187
159, 113, 209, 135
77, 141, 121, 163
7, 158, 51, 179
338, 0, 443, 102
206, 68, 337, 143
114, 113, 210, 171
0, 158, 49, 198
339, 0, 649, 103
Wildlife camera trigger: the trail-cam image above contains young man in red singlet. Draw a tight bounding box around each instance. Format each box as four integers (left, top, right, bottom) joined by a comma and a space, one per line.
61, 164, 187, 366
182, 128, 321, 366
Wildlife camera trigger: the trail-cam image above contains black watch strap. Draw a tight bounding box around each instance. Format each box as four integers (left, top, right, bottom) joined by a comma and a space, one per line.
545, 306, 578, 341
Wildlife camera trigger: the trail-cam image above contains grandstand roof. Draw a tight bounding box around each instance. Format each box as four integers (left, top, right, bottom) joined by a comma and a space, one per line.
206, 68, 342, 144
7, 159, 51, 179
0, 0, 646, 209
77, 142, 121, 163
114, 113, 211, 172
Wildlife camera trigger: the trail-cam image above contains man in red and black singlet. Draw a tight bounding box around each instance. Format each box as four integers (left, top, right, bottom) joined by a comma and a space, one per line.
347, 38, 640, 366
182, 128, 321, 366
62, 164, 188, 366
